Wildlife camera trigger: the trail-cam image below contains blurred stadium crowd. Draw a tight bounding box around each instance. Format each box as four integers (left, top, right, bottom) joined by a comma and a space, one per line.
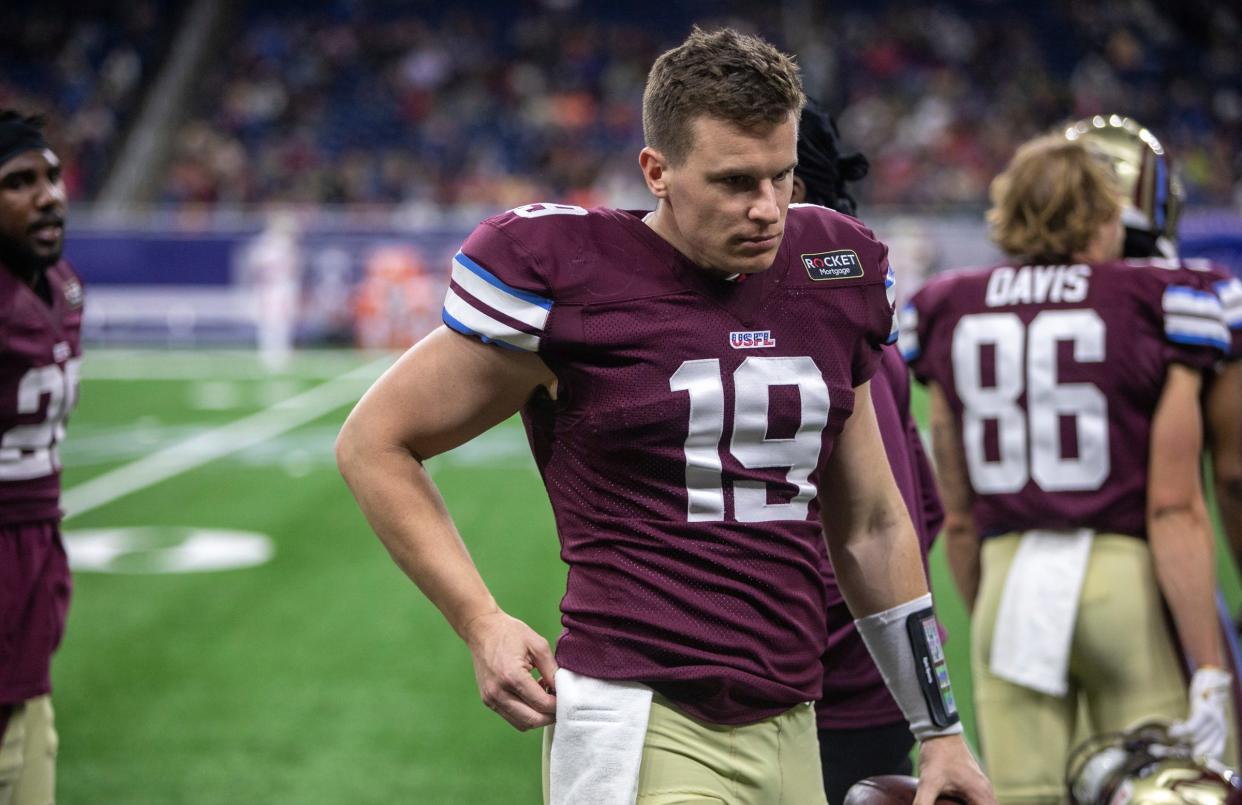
0, 0, 181, 200
2, 0, 1239, 213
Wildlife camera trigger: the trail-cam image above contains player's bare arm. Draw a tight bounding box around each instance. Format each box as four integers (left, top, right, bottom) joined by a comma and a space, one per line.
336, 325, 559, 731
1146, 362, 1223, 671
1205, 362, 1242, 572
1148, 361, 1232, 758
927, 381, 979, 613
818, 379, 926, 614
819, 380, 995, 805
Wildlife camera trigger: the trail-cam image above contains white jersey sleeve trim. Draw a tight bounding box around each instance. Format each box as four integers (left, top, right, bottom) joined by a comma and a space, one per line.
884, 264, 899, 344
451, 251, 552, 330
1213, 277, 1242, 329
1163, 286, 1229, 350
443, 290, 541, 352
440, 250, 553, 353
897, 303, 920, 361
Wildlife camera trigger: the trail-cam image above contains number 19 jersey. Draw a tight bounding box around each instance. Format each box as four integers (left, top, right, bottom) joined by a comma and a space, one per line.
901, 259, 1227, 540
442, 203, 895, 724
0, 260, 84, 525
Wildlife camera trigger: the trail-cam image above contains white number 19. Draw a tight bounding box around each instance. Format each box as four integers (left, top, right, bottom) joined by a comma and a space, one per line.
670, 356, 828, 522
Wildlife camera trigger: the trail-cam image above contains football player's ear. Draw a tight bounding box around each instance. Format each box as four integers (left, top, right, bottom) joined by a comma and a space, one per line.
791, 174, 807, 204
639, 147, 669, 198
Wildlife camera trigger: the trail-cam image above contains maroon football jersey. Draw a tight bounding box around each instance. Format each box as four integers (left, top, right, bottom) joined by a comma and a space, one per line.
442, 202, 895, 724
903, 259, 1227, 540
0, 520, 71, 703
818, 345, 944, 729
0, 260, 84, 525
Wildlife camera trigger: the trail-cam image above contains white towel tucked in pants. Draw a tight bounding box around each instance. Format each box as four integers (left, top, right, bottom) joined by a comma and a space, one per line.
989, 528, 1094, 696
548, 668, 653, 805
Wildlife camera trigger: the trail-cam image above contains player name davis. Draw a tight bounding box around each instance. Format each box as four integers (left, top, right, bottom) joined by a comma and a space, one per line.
729, 330, 776, 349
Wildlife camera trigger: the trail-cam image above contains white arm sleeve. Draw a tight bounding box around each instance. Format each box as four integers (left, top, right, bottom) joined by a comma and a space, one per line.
854, 593, 964, 741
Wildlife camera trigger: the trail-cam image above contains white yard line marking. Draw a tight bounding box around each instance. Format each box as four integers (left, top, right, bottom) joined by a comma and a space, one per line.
81, 349, 393, 381
62, 355, 393, 520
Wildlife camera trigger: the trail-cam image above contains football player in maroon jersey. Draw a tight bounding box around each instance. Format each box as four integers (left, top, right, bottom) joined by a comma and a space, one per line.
338, 28, 992, 805
1064, 114, 1241, 766
791, 98, 949, 805
0, 109, 82, 805
902, 133, 1229, 803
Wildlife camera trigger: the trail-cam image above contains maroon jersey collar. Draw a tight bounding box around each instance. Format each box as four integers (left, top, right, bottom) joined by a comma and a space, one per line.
617, 209, 792, 325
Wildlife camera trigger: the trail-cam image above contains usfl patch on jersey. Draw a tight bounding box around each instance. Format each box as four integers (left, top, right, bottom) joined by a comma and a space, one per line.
63, 277, 83, 308
729, 330, 776, 349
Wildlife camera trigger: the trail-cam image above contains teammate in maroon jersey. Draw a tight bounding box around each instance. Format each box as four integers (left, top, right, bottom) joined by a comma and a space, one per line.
819, 347, 947, 802
902, 133, 1229, 802
338, 28, 991, 805
791, 98, 948, 804
0, 110, 82, 805
1064, 115, 1242, 764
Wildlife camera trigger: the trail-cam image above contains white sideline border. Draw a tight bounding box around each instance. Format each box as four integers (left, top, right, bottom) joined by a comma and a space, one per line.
80, 348, 393, 381
62, 354, 394, 521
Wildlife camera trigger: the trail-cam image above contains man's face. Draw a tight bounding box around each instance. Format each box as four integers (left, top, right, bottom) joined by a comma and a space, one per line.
0, 148, 67, 272
650, 113, 797, 276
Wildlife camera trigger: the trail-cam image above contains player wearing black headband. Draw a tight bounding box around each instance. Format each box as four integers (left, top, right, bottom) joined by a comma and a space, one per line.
791, 100, 955, 804
0, 109, 82, 805
791, 98, 869, 217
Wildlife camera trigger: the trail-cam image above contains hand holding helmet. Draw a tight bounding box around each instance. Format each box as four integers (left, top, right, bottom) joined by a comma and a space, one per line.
1066, 720, 1241, 805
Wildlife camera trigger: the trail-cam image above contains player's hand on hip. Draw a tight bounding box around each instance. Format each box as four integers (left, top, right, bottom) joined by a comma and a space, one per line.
915, 734, 995, 805
464, 610, 558, 731
1169, 666, 1231, 760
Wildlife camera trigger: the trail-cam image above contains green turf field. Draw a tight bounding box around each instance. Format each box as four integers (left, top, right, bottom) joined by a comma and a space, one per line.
53, 348, 1242, 803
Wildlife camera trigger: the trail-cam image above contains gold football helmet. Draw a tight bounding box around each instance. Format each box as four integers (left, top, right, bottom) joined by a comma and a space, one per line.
1064, 114, 1184, 258
1066, 721, 1242, 805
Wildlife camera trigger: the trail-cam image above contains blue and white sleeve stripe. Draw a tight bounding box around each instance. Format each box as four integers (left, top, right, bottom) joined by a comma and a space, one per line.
897, 303, 920, 361
441, 251, 552, 353
1213, 277, 1242, 330
1162, 285, 1230, 350
884, 264, 898, 344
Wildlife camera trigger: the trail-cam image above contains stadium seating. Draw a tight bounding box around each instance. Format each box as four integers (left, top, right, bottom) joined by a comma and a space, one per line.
165, 0, 1242, 209
0, 0, 186, 200
8, 0, 1237, 210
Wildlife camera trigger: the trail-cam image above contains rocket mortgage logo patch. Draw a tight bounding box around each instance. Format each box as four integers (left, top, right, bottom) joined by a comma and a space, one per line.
802, 249, 863, 281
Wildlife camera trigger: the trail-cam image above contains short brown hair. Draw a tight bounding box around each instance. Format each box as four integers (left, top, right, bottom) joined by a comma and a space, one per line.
987, 134, 1121, 262
642, 27, 804, 166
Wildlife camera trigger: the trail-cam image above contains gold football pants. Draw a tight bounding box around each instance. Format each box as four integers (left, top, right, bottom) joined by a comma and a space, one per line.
544, 694, 827, 804
0, 695, 57, 805
972, 533, 1210, 804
